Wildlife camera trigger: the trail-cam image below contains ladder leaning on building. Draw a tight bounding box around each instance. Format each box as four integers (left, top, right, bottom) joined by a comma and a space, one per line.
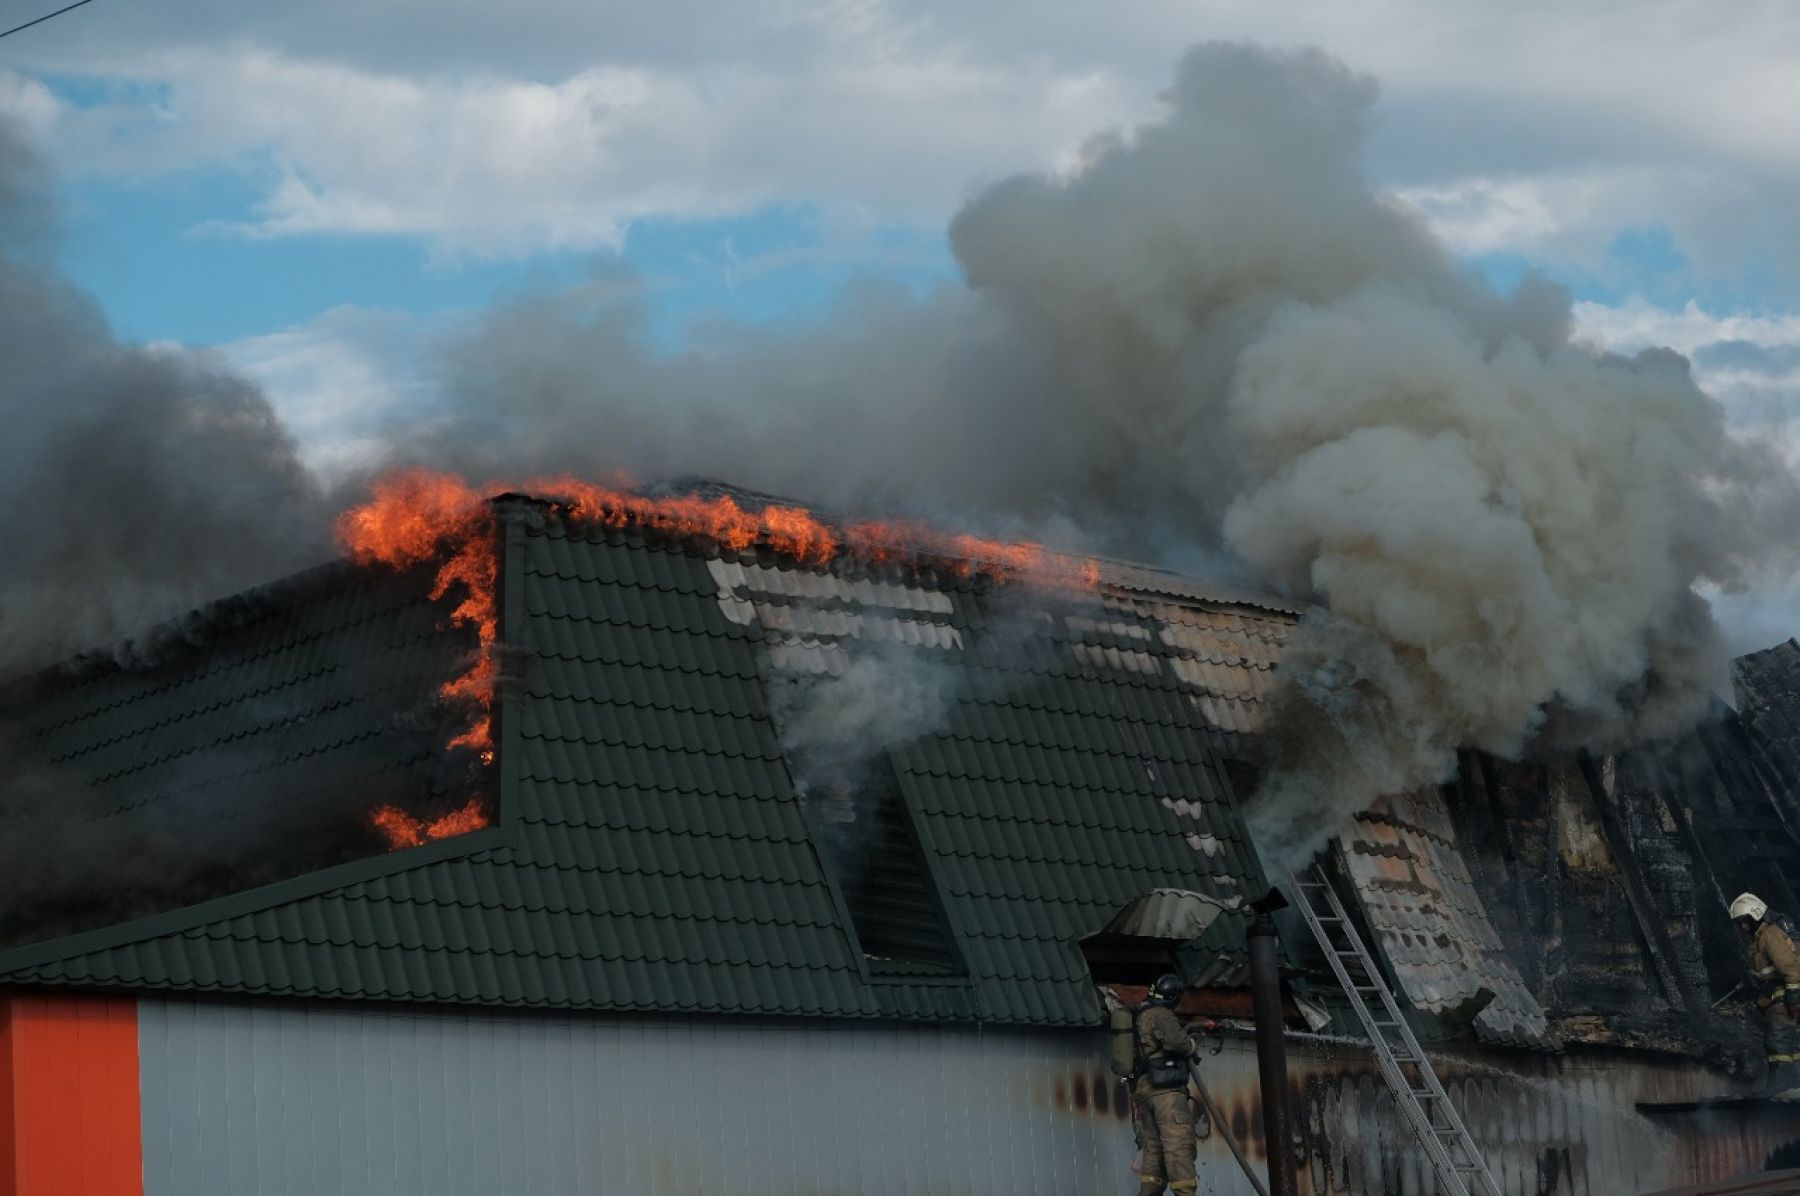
1290, 866, 1503, 1196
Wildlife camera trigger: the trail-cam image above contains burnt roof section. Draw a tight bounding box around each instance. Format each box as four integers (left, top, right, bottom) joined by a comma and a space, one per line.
1339, 789, 1554, 1049
0, 559, 479, 950
1734, 639, 1800, 844
0, 499, 1269, 1026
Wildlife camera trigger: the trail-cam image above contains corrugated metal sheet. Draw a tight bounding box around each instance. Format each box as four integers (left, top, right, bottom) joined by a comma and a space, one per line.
1090, 888, 1231, 942
137, 997, 1143, 1196
134, 997, 1800, 1196
1337, 790, 1554, 1049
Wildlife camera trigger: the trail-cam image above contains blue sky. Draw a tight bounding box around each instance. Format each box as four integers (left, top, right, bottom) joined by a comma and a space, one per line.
56, 170, 957, 350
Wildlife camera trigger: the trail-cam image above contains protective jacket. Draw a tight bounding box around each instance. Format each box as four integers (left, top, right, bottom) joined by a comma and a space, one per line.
1130, 1004, 1196, 1095
1131, 1005, 1199, 1194
1750, 919, 1800, 1006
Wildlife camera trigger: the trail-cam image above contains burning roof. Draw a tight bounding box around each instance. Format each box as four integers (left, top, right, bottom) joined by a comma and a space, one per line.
5, 471, 1795, 1066
0, 477, 1281, 1024
0, 556, 484, 949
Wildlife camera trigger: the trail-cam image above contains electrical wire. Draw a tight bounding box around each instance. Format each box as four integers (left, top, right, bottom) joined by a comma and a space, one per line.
0, 0, 98, 41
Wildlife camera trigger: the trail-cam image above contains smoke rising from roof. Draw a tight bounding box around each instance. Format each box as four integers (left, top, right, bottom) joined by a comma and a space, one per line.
0, 122, 332, 678
422, 43, 1799, 866
2, 41, 1797, 890
0, 119, 343, 940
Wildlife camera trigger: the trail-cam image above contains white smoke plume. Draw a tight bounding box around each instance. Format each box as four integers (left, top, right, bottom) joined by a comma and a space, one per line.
424, 42, 1799, 867
768, 643, 959, 865
773, 647, 957, 788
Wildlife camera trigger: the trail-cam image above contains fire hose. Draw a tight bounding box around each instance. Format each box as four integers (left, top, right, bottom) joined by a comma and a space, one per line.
1190, 1027, 1269, 1196
1188, 1058, 1268, 1196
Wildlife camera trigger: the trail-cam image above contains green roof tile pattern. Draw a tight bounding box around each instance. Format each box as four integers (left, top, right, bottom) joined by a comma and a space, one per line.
0, 502, 1270, 1026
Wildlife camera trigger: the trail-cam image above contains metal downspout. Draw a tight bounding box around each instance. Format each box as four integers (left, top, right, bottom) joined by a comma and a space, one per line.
1249, 911, 1299, 1196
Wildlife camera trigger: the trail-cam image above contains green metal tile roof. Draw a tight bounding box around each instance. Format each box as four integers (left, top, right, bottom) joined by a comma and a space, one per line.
0, 502, 1268, 1026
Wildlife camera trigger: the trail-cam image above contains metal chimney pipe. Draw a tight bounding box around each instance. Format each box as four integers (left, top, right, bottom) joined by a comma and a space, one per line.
1248, 909, 1299, 1196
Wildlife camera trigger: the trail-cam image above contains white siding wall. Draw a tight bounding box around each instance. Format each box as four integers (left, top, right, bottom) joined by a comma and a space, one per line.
137, 998, 1159, 1196
137, 998, 1779, 1195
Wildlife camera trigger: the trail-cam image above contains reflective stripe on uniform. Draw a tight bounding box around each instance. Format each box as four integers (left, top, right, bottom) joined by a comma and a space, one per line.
1769, 1053, 1800, 1063
1169, 1183, 1199, 1192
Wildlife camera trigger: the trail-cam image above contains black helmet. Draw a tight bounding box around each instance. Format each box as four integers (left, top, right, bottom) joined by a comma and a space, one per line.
1150, 973, 1185, 1005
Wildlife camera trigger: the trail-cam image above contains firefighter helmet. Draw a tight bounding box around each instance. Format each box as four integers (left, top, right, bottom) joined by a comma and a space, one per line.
1149, 973, 1185, 1005
1730, 892, 1769, 922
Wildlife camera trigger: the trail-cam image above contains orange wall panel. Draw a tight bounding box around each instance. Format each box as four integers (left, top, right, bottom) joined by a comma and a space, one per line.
0, 992, 142, 1196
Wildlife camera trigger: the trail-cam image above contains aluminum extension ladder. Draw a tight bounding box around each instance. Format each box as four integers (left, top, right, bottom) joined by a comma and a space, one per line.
1289, 867, 1502, 1196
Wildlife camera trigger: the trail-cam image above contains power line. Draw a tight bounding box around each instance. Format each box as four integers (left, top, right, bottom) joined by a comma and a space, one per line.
0, 0, 97, 41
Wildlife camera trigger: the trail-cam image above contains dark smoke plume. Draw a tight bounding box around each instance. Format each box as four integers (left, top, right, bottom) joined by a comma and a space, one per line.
419, 43, 1800, 868
0, 118, 340, 936
0, 124, 332, 674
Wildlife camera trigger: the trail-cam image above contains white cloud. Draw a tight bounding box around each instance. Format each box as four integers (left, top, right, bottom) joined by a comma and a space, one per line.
1394, 167, 1768, 277
215, 305, 441, 478
1573, 299, 1800, 360
0, 0, 1794, 275
2, 39, 1141, 257
1574, 296, 1800, 652
1573, 298, 1800, 431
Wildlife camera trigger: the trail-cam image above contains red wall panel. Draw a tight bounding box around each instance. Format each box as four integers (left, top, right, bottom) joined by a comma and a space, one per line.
0, 992, 141, 1196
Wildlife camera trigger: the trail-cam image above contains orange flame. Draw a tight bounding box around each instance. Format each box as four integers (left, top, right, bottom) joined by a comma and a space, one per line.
334, 470, 499, 761
335, 469, 1105, 847
523, 476, 1102, 588
335, 471, 499, 849
523, 476, 840, 564
369, 797, 488, 851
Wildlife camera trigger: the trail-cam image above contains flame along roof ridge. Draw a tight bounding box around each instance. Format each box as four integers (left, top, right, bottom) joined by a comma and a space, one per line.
489, 482, 1304, 617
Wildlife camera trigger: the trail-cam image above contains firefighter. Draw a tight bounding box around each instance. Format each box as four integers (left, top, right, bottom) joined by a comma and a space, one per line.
1730, 891, 1800, 1096
1131, 973, 1201, 1195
